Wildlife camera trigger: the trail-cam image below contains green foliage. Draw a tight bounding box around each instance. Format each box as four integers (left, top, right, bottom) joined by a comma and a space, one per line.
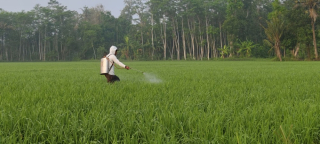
1, 61, 320, 143
97, 46, 107, 57
261, 0, 286, 61
219, 45, 229, 58
268, 0, 286, 20
223, 0, 244, 38
251, 45, 270, 58
0, 0, 320, 61
237, 40, 256, 57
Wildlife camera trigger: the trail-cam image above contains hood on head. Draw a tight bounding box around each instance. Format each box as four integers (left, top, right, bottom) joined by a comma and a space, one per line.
109, 46, 117, 55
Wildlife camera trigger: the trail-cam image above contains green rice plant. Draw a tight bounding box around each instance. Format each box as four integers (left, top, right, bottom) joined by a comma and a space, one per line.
0, 61, 320, 143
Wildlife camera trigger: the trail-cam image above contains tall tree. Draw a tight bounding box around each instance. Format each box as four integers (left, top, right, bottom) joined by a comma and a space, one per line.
296, 0, 320, 60
261, 0, 286, 61
223, 0, 244, 57
0, 10, 14, 61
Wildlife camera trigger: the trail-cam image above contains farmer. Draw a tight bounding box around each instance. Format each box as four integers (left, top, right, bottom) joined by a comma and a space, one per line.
100, 46, 130, 83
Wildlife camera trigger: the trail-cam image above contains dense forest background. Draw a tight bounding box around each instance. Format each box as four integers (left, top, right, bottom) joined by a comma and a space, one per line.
0, 0, 319, 61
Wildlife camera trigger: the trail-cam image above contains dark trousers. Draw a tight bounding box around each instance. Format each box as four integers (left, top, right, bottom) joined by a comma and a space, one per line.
101, 73, 120, 83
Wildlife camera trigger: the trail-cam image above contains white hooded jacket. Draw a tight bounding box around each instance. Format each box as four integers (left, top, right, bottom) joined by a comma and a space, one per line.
101, 46, 126, 75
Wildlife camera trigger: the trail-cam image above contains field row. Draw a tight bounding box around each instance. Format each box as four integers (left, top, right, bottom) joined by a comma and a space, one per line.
1, 61, 320, 143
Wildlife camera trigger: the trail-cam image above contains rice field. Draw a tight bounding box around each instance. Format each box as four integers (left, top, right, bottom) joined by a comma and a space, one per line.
0, 61, 320, 143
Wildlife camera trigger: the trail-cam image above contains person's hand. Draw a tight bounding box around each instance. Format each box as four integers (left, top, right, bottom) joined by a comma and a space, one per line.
125, 66, 130, 70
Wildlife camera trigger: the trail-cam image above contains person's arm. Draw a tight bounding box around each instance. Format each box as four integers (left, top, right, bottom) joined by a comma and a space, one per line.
111, 55, 130, 70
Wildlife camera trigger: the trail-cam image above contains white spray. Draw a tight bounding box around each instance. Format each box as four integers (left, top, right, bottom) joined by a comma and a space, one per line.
143, 73, 162, 83
130, 68, 162, 83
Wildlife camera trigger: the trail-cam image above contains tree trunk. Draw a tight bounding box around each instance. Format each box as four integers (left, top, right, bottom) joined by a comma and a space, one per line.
4, 32, 8, 61
229, 34, 234, 58
141, 30, 144, 56
44, 26, 46, 61
30, 43, 32, 61
92, 42, 96, 59
170, 18, 175, 60
176, 20, 180, 60
171, 18, 180, 60
162, 19, 167, 60
188, 19, 195, 59
182, 18, 186, 60
60, 40, 63, 60
61, 42, 64, 60
138, 12, 144, 57
151, 14, 154, 60
56, 35, 59, 61
294, 43, 300, 58
195, 35, 199, 60
39, 29, 41, 61
186, 32, 192, 58
19, 31, 22, 61
197, 16, 204, 60
220, 22, 223, 49
0, 33, 2, 61
170, 36, 174, 60
312, 20, 318, 60
23, 44, 25, 61
213, 37, 217, 58
275, 40, 282, 61
224, 32, 227, 50
206, 16, 210, 60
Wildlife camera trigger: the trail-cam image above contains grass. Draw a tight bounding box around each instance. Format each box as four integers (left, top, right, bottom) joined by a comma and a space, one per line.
0, 61, 320, 143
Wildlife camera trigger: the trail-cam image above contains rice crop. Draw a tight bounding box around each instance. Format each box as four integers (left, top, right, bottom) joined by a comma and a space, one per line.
0, 61, 320, 143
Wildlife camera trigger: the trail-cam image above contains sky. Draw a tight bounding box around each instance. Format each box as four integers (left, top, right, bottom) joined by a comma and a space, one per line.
0, 0, 125, 18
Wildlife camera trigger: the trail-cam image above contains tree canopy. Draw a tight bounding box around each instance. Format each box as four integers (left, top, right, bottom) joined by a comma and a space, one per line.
0, 0, 319, 61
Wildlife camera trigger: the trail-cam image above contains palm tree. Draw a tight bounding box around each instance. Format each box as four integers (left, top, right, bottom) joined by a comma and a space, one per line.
296, 0, 320, 59
237, 40, 256, 58
219, 45, 229, 59
261, 15, 285, 61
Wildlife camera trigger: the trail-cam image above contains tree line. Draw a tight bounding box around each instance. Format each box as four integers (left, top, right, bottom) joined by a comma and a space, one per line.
0, 0, 319, 61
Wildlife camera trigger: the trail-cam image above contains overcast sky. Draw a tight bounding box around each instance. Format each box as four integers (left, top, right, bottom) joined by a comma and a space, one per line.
0, 0, 125, 18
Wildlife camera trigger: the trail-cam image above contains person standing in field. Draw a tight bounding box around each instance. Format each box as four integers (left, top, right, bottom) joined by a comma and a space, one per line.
101, 46, 130, 83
